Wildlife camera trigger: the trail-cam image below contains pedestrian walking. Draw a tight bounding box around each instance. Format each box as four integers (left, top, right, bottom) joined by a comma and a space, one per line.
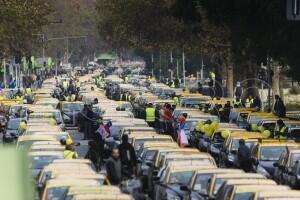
118, 134, 137, 178
145, 103, 155, 127
274, 95, 286, 117
106, 147, 122, 185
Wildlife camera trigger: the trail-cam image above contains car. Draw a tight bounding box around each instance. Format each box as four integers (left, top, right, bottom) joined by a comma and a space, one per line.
219, 132, 264, 167
274, 149, 300, 188
17, 135, 57, 150
2, 118, 24, 143
41, 179, 100, 200
28, 151, 64, 179
29, 144, 65, 152
59, 101, 84, 127
254, 190, 300, 200
70, 193, 133, 200
216, 183, 289, 200
251, 140, 300, 178
216, 179, 277, 199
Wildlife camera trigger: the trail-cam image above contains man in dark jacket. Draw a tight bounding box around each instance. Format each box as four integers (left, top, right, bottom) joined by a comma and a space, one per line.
274, 95, 286, 117
237, 139, 252, 172
118, 134, 137, 177
106, 147, 122, 185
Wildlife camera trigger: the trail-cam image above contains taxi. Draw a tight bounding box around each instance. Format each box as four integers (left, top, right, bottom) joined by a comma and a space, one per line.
195, 173, 266, 200
120, 126, 155, 136
129, 134, 174, 152
186, 168, 244, 199
65, 186, 121, 200
180, 95, 211, 108
273, 149, 300, 187
207, 128, 245, 162
38, 163, 94, 189
54, 173, 105, 185
70, 194, 133, 200
35, 98, 59, 109
254, 190, 300, 200
216, 179, 277, 199
246, 112, 277, 131
28, 151, 64, 179
219, 132, 264, 167
41, 179, 100, 200
17, 135, 57, 150
25, 125, 62, 133
251, 140, 300, 178
26, 131, 71, 141
216, 184, 289, 200
29, 144, 65, 152
154, 165, 215, 200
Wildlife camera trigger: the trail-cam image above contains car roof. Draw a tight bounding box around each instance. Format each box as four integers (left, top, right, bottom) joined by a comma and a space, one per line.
235, 185, 290, 193
71, 194, 133, 200
67, 186, 121, 196
46, 178, 99, 187
215, 173, 265, 179
225, 179, 276, 186
17, 135, 56, 141
28, 151, 64, 156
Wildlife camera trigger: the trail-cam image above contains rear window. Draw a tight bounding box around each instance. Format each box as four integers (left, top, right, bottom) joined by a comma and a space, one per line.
169, 171, 194, 185
260, 146, 286, 161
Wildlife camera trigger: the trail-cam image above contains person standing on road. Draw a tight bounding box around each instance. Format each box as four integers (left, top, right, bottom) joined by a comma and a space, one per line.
274, 95, 286, 117
275, 119, 288, 140
145, 103, 155, 127
237, 139, 251, 172
85, 141, 101, 172
106, 147, 122, 185
118, 134, 137, 178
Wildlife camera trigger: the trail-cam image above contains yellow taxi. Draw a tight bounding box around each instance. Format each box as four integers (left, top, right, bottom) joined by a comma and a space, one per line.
65, 185, 121, 199
254, 190, 300, 200
41, 179, 100, 200
17, 135, 57, 150
71, 194, 133, 200
251, 140, 300, 178
29, 144, 65, 152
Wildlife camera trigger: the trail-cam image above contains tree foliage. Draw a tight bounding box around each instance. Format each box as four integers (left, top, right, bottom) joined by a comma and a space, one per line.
0, 0, 51, 56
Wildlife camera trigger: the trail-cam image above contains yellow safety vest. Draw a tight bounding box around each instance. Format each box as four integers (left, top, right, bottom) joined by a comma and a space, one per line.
173, 97, 179, 105
277, 126, 288, 139
63, 81, 68, 89
146, 107, 155, 122
63, 150, 78, 159
120, 94, 123, 101
25, 88, 32, 96
16, 96, 23, 101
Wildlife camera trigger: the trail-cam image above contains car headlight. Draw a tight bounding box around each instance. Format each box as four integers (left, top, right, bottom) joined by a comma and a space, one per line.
257, 165, 271, 178
167, 192, 181, 200
227, 154, 235, 162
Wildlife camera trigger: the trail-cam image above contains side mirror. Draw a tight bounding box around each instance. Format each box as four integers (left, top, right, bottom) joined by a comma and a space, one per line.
231, 150, 237, 154
180, 185, 191, 192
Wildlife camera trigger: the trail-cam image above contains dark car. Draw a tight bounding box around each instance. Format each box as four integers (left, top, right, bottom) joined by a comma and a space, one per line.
3, 118, 24, 143
60, 102, 83, 127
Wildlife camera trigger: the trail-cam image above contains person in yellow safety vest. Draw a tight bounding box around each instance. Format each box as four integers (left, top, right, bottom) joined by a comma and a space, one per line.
173, 95, 179, 106
170, 80, 175, 88
125, 76, 129, 83
25, 88, 32, 96
125, 92, 129, 101
233, 98, 242, 106
62, 80, 69, 90
120, 93, 123, 101
245, 96, 254, 108
275, 119, 288, 140
49, 118, 57, 126
63, 142, 78, 159
16, 95, 23, 101
145, 103, 155, 127
210, 72, 216, 80
128, 93, 132, 102
18, 120, 27, 134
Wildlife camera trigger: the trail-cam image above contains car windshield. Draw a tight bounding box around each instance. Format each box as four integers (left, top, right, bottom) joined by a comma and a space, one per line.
291, 153, 300, 165
260, 146, 286, 161
63, 103, 83, 111
30, 155, 63, 169
7, 120, 21, 130
46, 186, 68, 200
169, 171, 194, 185
193, 174, 213, 195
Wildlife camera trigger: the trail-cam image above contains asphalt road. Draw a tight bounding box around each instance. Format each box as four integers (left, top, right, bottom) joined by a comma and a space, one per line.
67, 128, 89, 158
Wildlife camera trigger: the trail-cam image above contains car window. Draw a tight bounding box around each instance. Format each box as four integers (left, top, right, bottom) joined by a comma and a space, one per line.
30, 156, 63, 169
193, 174, 212, 195
46, 186, 68, 200
233, 193, 254, 200
260, 146, 286, 161
7, 120, 21, 130
169, 171, 194, 185
291, 153, 300, 166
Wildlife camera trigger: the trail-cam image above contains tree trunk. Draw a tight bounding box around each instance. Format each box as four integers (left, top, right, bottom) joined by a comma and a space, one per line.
272, 63, 280, 99
227, 64, 234, 98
